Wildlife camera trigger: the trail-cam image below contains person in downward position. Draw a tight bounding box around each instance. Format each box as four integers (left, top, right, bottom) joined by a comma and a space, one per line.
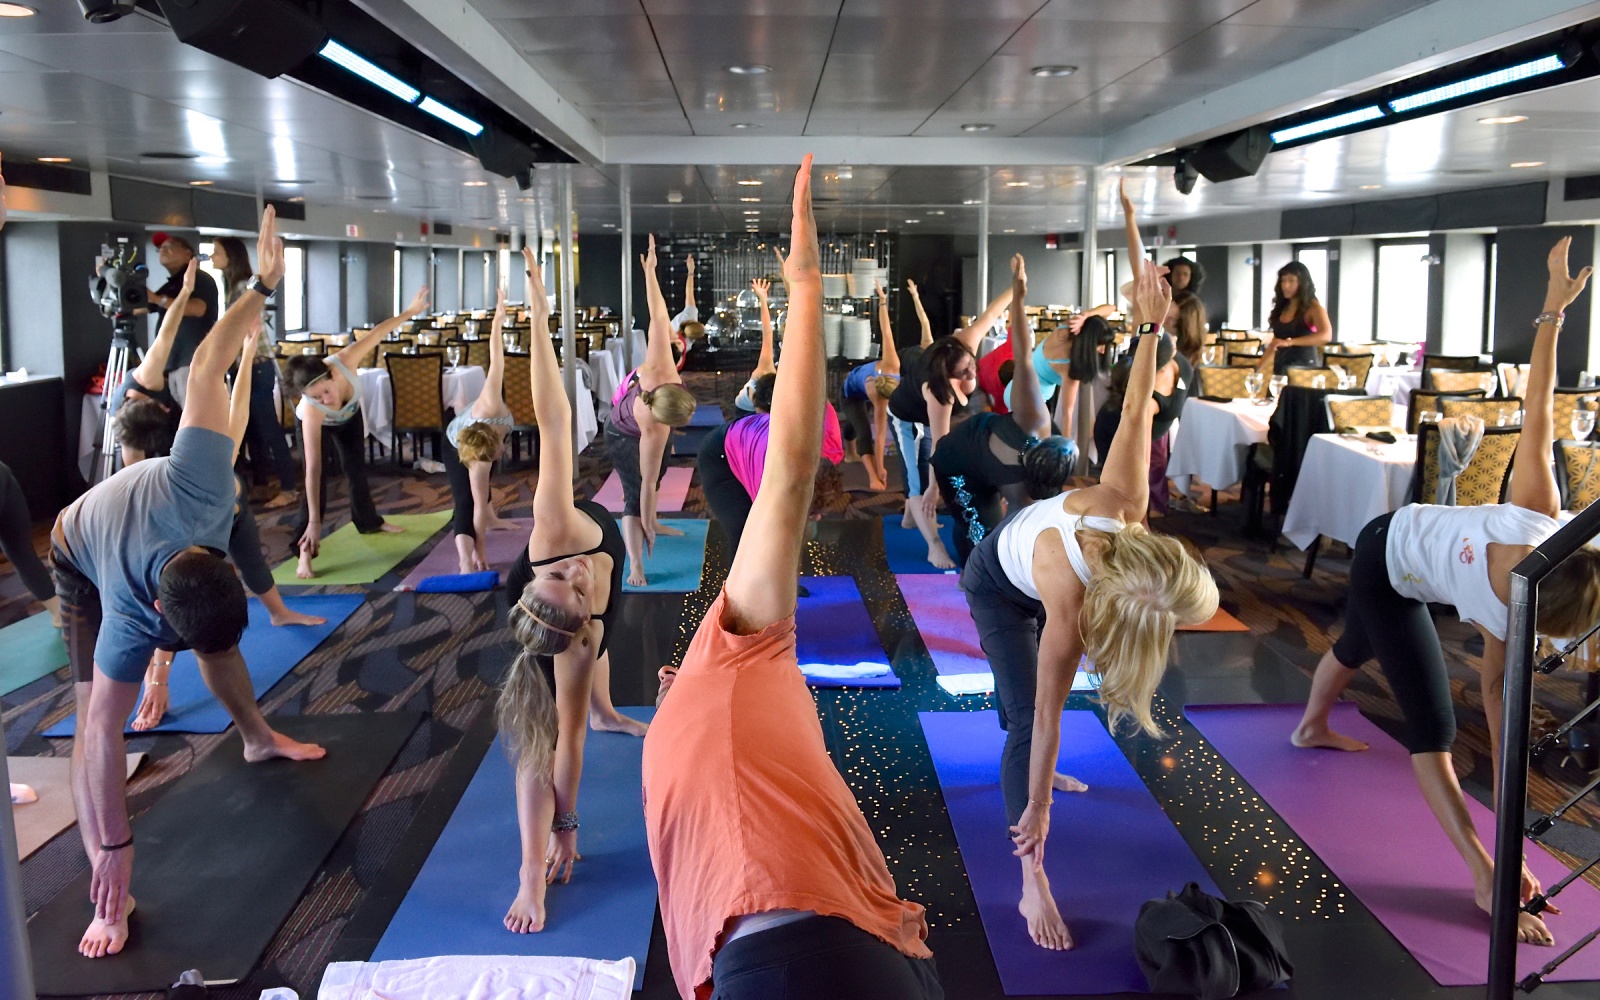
500, 249, 646, 936
838, 278, 905, 491
733, 274, 778, 414
960, 261, 1219, 952
442, 283, 519, 574
1290, 238, 1599, 947
51, 207, 326, 959
645, 156, 942, 1000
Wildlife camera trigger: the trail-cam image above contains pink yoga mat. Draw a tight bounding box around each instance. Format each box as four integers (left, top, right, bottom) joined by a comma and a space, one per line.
1187, 703, 1600, 986
896, 574, 987, 676
594, 466, 692, 513
393, 520, 533, 591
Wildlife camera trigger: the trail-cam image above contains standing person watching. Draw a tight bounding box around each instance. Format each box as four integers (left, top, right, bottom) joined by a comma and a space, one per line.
1259, 262, 1332, 375
145, 234, 219, 405
211, 236, 297, 510
53, 207, 326, 960
109, 259, 193, 466
645, 155, 942, 1000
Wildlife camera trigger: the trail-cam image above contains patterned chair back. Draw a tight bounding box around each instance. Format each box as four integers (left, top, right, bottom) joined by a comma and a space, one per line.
1552, 389, 1600, 440
385, 353, 445, 433
1413, 424, 1519, 505
463, 339, 493, 370
1421, 353, 1489, 383
1286, 366, 1336, 388
1327, 396, 1394, 431
1430, 369, 1497, 394
1198, 366, 1256, 399
1406, 388, 1485, 433
1227, 351, 1262, 368
502, 352, 537, 428
278, 339, 324, 358
1326, 352, 1374, 387
1439, 396, 1522, 426
1557, 440, 1600, 511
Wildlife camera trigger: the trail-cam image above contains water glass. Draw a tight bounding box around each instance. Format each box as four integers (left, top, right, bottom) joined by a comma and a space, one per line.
1573, 410, 1596, 441
447, 346, 462, 368
1244, 373, 1264, 401
1268, 374, 1288, 402
1419, 409, 1440, 424
1310, 373, 1326, 390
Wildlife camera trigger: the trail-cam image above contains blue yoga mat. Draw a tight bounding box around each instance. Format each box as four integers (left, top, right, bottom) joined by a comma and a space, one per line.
372, 707, 657, 988
43, 595, 364, 737
919, 710, 1220, 995
624, 519, 709, 593
796, 576, 899, 689
685, 403, 724, 427
881, 515, 957, 575
0, 613, 68, 697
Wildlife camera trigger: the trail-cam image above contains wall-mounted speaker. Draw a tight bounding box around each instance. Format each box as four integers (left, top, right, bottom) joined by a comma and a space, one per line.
1189, 126, 1272, 184
156, 0, 328, 79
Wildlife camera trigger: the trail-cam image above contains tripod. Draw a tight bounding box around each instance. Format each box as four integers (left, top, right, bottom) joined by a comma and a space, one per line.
92, 317, 137, 486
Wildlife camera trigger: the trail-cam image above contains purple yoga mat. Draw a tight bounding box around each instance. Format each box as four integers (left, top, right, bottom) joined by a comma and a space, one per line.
921, 710, 1220, 995
796, 576, 899, 689
897, 573, 987, 676
1187, 703, 1600, 986
593, 466, 692, 513
393, 520, 532, 591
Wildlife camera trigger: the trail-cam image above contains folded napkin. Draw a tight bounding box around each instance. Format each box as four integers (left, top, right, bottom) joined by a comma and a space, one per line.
798, 661, 892, 680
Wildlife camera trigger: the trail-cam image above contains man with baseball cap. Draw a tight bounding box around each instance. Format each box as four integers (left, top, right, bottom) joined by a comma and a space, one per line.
147, 231, 219, 402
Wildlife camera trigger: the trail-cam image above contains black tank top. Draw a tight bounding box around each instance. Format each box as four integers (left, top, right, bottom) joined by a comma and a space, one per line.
889, 345, 933, 425
522, 499, 625, 659
1270, 306, 1319, 374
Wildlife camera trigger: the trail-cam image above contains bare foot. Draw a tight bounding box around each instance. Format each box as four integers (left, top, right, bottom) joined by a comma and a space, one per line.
1053, 773, 1088, 793
927, 543, 956, 571
504, 882, 547, 934
1471, 881, 1556, 945
654, 521, 685, 537
378, 522, 404, 534
243, 729, 327, 763
487, 517, 520, 532
868, 477, 888, 492
627, 567, 647, 588
590, 710, 648, 737
902, 501, 917, 529
1291, 724, 1369, 752
295, 552, 316, 580
1019, 865, 1073, 951
79, 895, 134, 958
270, 608, 326, 627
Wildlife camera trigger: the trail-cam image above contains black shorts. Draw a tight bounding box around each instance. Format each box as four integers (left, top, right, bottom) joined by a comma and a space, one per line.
840, 395, 874, 450
603, 422, 666, 517
50, 543, 183, 684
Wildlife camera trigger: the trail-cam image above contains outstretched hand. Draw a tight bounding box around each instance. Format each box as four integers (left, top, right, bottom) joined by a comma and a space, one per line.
523, 246, 549, 321
640, 233, 657, 273
256, 205, 285, 287
181, 257, 199, 295
404, 285, 431, 318
752, 277, 771, 302
776, 155, 819, 288
1130, 263, 1172, 329
496, 282, 508, 311
684, 252, 694, 275
1545, 236, 1594, 311
1011, 252, 1027, 294
1118, 175, 1134, 211
240, 316, 262, 361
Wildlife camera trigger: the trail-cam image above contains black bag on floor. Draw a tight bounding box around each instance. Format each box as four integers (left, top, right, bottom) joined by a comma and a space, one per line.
1134, 882, 1293, 999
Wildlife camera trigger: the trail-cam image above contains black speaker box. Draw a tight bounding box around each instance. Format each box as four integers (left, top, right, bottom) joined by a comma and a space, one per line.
1190, 126, 1272, 183
156, 0, 327, 79
469, 130, 537, 179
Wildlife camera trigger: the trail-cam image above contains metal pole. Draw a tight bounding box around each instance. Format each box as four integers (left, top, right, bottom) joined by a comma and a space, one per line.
1488, 566, 1537, 999
976, 173, 990, 323
0, 720, 37, 999
1074, 167, 1101, 474
620, 165, 634, 372
559, 165, 579, 456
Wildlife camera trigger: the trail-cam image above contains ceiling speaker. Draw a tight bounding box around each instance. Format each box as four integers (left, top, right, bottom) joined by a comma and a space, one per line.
1189, 127, 1272, 184
156, 0, 328, 79
1173, 156, 1200, 196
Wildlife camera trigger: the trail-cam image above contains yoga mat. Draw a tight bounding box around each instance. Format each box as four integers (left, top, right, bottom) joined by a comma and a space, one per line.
594, 465, 692, 513
0, 612, 68, 697
881, 514, 957, 575
394, 519, 533, 591
897, 573, 986, 676
1182, 608, 1249, 633
796, 576, 899, 689
1187, 703, 1600, 986
671, 404, 727, 456
9, 753, 145, 860
271, 512, 452, 586
28, 712, 418, 995
920, 710, 1220, 995
371, 708, 656, 990
624, 519, 709, 593
43, 594, 365, 737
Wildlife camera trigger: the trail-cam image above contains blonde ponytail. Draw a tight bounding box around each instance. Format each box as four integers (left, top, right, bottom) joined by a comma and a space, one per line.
496, 650, 557, 779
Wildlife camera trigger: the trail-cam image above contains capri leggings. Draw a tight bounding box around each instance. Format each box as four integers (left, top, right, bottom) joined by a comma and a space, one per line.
441, 412, 477, 539
227, 477, 276, 596
892, 416, 931, 497
840, 395, 874, 454
696, 422, 753, 557
0, 461, 53, 601
1330, 511, 1456, 754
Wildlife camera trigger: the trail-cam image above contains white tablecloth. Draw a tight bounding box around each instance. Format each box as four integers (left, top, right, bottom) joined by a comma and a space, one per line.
606, 332, 647, 372
1365, 365, 1422, 407
978, 333, 1006, 358
589, 348, 623, 406
355, 364, 598, 452
1282, 433, 1417, 550
1167, 398, 1274, 490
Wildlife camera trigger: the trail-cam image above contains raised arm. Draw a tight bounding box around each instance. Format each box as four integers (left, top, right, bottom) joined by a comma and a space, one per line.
334, 286, 430, 370
131, 258, 197, 390
1120, 177, 1146, 284
724, 155, 822, 634
227, 319, 260, 461
1095, 264, 1171, 518
876, 278, 902, 374
480, 283, 509, 409
1005, 254, 1049, 440
1510, 238, 1592, 516
524, 248, 577, 522
907, 278, 933, 347
751, 278, 776, 377
955, 285, 1012, 355
682, 253, 696, 316
179, 206, 283, 436
640, 236, 677, 378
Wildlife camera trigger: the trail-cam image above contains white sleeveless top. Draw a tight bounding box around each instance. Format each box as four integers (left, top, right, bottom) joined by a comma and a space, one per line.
995, 489, 1125, 600
1385, 503, 1558, 641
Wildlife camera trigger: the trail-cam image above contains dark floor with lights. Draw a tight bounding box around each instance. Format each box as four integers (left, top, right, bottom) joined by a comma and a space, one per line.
4, 371, 1600, 999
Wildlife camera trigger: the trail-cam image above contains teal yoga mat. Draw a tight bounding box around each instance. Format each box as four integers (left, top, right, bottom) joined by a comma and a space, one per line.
623, 519, 709, 593
0, 613, 67, 697
881, 515, 957, 575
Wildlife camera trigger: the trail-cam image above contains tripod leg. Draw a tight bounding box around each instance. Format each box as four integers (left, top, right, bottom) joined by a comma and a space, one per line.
95, 340, 130, 485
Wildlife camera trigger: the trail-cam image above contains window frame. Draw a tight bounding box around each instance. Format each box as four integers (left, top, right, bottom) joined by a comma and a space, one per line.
1371, 237, 1433, 345
281, 241, 309, 333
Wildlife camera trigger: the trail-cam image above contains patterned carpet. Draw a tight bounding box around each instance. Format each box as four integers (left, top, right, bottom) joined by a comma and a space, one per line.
0, 369, 1595, 998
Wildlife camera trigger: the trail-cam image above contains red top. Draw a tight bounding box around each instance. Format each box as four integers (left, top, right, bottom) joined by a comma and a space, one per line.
977, 337, 1014, 415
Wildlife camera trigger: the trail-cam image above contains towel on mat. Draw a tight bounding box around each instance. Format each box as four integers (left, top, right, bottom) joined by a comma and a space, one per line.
799, 661, 892, 681
318, 955, 636, 1000
1436, 415, 1484, 506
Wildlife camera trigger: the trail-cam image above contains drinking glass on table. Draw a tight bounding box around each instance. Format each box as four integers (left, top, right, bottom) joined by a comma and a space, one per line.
1202, 345, 1219, 366
1245, 372, 1265, 402
1573, 409, 1596, 442
1419, 409, 1440, 425
447, 345, 462, 368
1310, 373, 1326, 390
1268, 374, 1287, 403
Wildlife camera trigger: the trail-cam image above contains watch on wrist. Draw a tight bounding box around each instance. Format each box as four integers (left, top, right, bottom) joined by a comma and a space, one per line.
1136, 322, 1158, 336
247, 274, 277, 299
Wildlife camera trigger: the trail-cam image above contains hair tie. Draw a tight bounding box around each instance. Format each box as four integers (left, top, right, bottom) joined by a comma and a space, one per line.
515, 596, 578, 638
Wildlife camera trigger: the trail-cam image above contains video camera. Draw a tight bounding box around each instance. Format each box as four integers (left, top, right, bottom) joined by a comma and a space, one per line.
89, 239, 148, 332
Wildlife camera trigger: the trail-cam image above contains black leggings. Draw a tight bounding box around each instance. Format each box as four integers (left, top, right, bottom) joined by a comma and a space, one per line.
930, 415, 1027, 569
227, 477, 275, 596
291, 413, 385, 540
1331, 512, 1457, 754
0, 462, 52, 602
840, 395, 874, 452
441, 412, 476, 539
711, 916, 943, 1000
697, 422, 753, 558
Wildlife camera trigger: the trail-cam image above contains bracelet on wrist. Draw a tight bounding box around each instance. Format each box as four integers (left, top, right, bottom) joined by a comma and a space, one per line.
551, 810, 579, 833
1533, 310, 1565, 329
147, 679, 167, 687
101, 835, 133, 852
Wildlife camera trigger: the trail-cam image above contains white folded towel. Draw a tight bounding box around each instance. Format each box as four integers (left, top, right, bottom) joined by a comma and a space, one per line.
936, 671, 1100, 697
318, 955, 636, 1000
798, 660, 892, 680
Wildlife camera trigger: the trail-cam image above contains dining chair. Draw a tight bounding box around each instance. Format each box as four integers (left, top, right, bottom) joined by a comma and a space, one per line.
501, 351, 539, 463
1429, 369, 1497, 394
1439, 397, 1523, 426
1286, 366, 1337, 389
1552, 388, 1600, 441
1198, 366, 1256, 399
1326, 352, 1374, 388
1326, 396, 1395, 432
1412, 423, 1519, 505
1406, 388, 1486, 433
1556, 440, 1600, 511
384, 353, 445, 464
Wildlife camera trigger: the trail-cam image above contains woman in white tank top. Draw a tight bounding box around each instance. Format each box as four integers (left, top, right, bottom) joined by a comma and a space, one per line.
958, 262, 1219, 952
1292, 238, 1599, 947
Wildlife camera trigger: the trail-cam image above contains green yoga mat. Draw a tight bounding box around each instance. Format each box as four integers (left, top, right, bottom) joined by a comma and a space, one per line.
0, 613, 67, 697
271, 513, 452, 586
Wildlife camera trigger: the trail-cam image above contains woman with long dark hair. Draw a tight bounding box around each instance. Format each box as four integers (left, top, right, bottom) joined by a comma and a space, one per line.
1260, 261, 1332, 375
211, 236, 297, 508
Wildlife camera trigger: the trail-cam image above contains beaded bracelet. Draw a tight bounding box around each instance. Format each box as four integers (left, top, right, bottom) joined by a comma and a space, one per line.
552, 810, 579, 833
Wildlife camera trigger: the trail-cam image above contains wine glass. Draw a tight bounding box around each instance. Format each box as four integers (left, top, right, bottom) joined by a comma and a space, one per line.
1244, 372, 1264, 402
447, 345, 462, 368
1268, 374, 1287, 403
1202, 345, 1219, 366
1573, 409, 1596, 441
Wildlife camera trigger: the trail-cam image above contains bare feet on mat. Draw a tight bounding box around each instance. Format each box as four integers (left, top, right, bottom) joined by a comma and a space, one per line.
270, 607, 326, 627
627, 565, 647, 588
378, 522, 404, 533
295, 551, 316, 580
79, 896, 134, 958
505, 881, 547, 934
1052, 772, 1088, 793
901, 500, 917, 529
1019, 867, 1073, 951
653, 520, 684, 537
243, 729, 327, 763
590, 710, 648, 737
1290, 724, 1369, 752
927, 543, 956, 571
487, 516, 520, 532
868, 475, 887, 492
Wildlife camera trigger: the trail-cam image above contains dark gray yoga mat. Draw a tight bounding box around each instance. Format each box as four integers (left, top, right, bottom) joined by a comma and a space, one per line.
27, 711, 419, 996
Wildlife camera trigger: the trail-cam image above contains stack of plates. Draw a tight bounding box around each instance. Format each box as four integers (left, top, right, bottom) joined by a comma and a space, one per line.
842, 316, 873, 360
822, 312, 843, 357
848, 258, 880, 298
822, 274, 848, 299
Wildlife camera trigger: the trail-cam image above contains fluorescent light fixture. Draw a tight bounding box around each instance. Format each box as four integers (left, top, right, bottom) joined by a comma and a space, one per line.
0, 4, 37, 16
1270, 105, 1385, 145
1360, 184, 1382, 190
1478, 115, 1528, 125
905, 219, 920, 223
727, 65, 771, 75
463, 180, 489, 187
1511, 160, 1545, 168
189, 180, 214, 186
730, 122, 760, 129
320, 40, 421, 103
36, 156, 71, 163
418, 96, 485, 137
961, 123, 995, 132
1032, 65, 1077, 78
739, 197, 760, 202
1005, 181, 1030, 187
1387, 55, 1566, 114
737, 179, 762, 186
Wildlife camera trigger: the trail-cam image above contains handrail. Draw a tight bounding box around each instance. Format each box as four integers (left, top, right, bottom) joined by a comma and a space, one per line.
1489, 499, 1600, 998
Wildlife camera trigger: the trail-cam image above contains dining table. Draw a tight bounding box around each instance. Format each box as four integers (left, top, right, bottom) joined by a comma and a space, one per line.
356, 365, 599, 452
1281, 432, 1417, 550
1167, 396, 1274, 491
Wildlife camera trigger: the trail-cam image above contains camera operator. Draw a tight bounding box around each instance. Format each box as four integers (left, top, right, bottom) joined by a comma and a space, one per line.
143, 233, 217, 406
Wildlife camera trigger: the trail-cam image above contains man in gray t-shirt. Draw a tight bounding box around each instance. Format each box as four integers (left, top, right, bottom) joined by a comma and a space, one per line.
51, 207, 326, 961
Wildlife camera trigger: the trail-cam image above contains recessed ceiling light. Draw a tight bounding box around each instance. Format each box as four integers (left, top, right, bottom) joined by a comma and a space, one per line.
737, 179, 762, 186
667, 190, 684, 203
287, 196, 306, 203
1479, 115, 1528, 125
1003, 228, 1016, 233
905, 219, 920, 224
463, 180, 489, 186
1511, 160, 1545, 168
928, 210, 945, 216
372, 208, 387, 213
727, 65, 771, 75
875, 228, 889, 233
739, 196, 760, 202
961, 123, 995, 132
1005, 181, 1030, 187
189, 180, 214, 186
36, 156, 71, 163
730, 122, 760, 129
0, 3, 37, 17
1032, 65, 1078, 78
1359, 184, 1382, 190
837, 167, 853, 180
743, 210, 759, 214
963, 198, 981, 205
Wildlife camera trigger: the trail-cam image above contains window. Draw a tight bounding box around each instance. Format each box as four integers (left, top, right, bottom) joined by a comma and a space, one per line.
498, 248, 511, 298
1373, 241, 1431, 344
1484, 238, 1498, 353
282, 244, 307, 332
1294, 245, 1330, 304
197, 241, 226, 300
393, 248, 402, 316
1100, 250, 1117, 308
